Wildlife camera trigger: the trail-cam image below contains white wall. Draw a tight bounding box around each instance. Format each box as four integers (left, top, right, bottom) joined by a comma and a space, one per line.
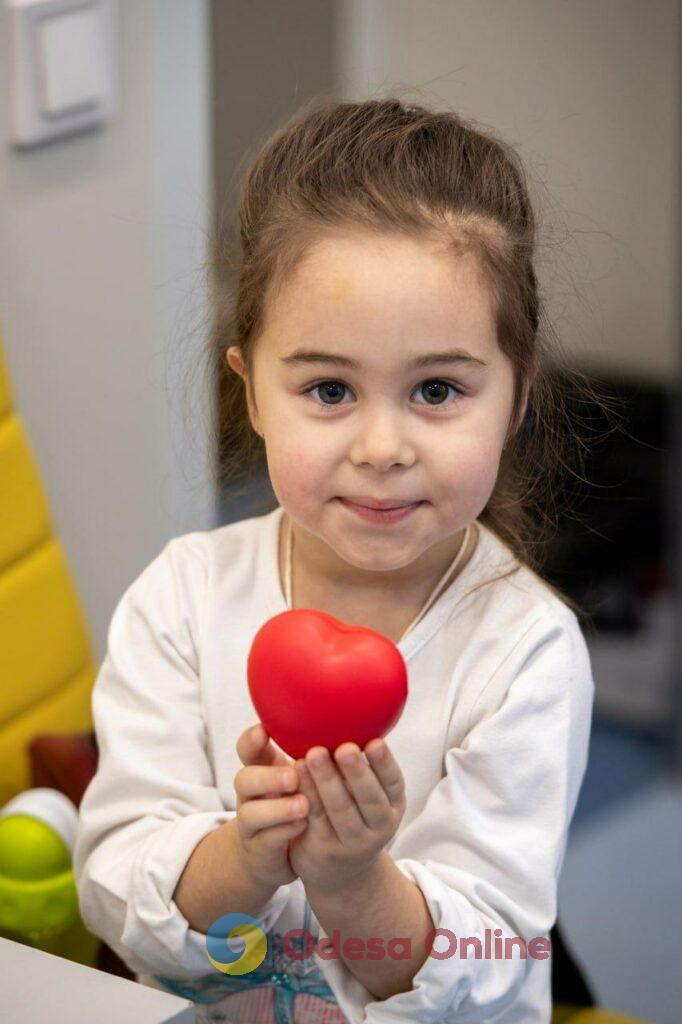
0, 0, 214, 660
334, 0, 680, 384
211, 0, 336, 525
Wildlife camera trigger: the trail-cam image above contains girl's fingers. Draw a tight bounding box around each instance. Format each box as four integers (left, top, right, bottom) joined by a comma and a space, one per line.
329, 744, 395, 830
295, 759, 326, 823
363, 740, 405, 809
305, 747, 368, 841
236, 723, 290, 769
235, 764, 299, 804
240, 794, 308, 839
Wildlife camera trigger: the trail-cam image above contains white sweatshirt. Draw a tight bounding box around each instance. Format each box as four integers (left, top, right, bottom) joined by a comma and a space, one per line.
73, 504, 595, 1024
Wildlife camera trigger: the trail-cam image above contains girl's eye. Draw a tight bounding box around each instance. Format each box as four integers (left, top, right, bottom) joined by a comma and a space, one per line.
413, 380, 464, 408
302, 379, 465, 410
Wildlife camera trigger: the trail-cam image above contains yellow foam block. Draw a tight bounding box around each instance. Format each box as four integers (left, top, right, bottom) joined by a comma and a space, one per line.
0, 662, 95, 804
0, 337, 12, 420
0, 414, 52, 572
551, 1006, 652, 1023
0, 538, 93, 726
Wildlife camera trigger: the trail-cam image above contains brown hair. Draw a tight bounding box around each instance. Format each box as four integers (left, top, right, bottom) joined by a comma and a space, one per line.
202, 96, 623, 623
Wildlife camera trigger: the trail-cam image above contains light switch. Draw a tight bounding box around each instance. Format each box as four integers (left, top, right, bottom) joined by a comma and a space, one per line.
38, 6, 107, 117
8, 0, 117, 149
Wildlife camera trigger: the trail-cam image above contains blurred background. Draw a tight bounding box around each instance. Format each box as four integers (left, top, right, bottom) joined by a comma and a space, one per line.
0, 1, 680, 1021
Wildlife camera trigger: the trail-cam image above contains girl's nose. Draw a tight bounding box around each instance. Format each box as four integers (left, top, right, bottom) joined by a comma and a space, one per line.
348, 412, 416, 471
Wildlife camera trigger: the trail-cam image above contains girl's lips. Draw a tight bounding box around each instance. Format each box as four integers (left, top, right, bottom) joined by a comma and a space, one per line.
337, 497, 423, 524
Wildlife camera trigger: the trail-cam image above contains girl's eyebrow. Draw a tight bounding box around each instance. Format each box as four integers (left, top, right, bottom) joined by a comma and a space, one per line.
279, 347, 488, 370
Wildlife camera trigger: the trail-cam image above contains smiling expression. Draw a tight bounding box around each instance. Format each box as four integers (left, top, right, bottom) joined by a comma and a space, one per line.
227, 229, 520, 587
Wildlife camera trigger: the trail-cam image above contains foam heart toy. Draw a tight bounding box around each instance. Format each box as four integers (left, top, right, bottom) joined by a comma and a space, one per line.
247, 609, 408, 761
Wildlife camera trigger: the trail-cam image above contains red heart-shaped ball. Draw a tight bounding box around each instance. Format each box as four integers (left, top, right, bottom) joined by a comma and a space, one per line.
247, 609, 408, 761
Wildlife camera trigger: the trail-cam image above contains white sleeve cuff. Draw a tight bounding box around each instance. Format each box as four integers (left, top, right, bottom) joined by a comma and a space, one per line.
312, 859, 527, 1024
121, 811, 292, 978
380, 859, 527, 1023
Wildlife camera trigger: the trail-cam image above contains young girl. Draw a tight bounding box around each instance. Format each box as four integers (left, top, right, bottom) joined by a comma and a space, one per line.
74, 98, 599, 1024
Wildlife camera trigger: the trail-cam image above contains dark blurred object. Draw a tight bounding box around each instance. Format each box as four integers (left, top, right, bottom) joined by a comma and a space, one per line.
551, 923, 597, 1007
28, 733, 98, 807
542, 370, 669, 634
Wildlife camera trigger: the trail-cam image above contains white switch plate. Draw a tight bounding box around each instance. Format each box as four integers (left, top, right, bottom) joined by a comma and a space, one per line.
8, 0, 118, 148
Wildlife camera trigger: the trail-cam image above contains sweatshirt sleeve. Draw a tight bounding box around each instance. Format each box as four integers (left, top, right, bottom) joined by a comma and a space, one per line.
72, 536, 291, 979
321, 609, 595, 1024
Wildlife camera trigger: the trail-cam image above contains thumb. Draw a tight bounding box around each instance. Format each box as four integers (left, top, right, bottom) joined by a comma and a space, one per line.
240, 722, 290, 768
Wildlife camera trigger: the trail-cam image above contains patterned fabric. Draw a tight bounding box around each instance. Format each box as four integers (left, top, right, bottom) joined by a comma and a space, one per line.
151, 898, 350, 1024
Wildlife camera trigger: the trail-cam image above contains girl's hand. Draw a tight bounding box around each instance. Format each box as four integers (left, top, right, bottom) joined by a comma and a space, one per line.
232, 723, 309, 890
288, 739, 406, 894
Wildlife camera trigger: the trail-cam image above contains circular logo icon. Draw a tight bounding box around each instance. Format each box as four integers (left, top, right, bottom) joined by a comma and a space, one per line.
206, 913, 267, 975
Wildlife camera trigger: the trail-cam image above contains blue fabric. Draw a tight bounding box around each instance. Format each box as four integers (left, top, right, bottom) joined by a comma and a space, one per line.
154, 897, 340, 1023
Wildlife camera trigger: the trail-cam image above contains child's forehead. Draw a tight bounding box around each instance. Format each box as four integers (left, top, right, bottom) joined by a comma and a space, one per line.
293, 227, 474, 277
263, 235, 497, 357
269, 232, 490, 321
329, 277, 353, 302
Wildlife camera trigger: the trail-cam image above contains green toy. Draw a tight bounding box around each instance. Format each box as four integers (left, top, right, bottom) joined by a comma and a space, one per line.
0, 788, 99, 965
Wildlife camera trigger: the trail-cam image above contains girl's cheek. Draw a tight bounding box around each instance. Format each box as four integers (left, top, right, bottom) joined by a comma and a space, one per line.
266, 449, 326, 508
436, 427, 498, 472
435, 438, 503, 506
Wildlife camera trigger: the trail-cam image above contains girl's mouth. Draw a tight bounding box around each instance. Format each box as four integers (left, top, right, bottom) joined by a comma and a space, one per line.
337, 497, 424, 524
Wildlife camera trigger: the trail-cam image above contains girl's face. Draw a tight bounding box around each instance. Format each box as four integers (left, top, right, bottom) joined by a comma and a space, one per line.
227, 230, 521, 582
